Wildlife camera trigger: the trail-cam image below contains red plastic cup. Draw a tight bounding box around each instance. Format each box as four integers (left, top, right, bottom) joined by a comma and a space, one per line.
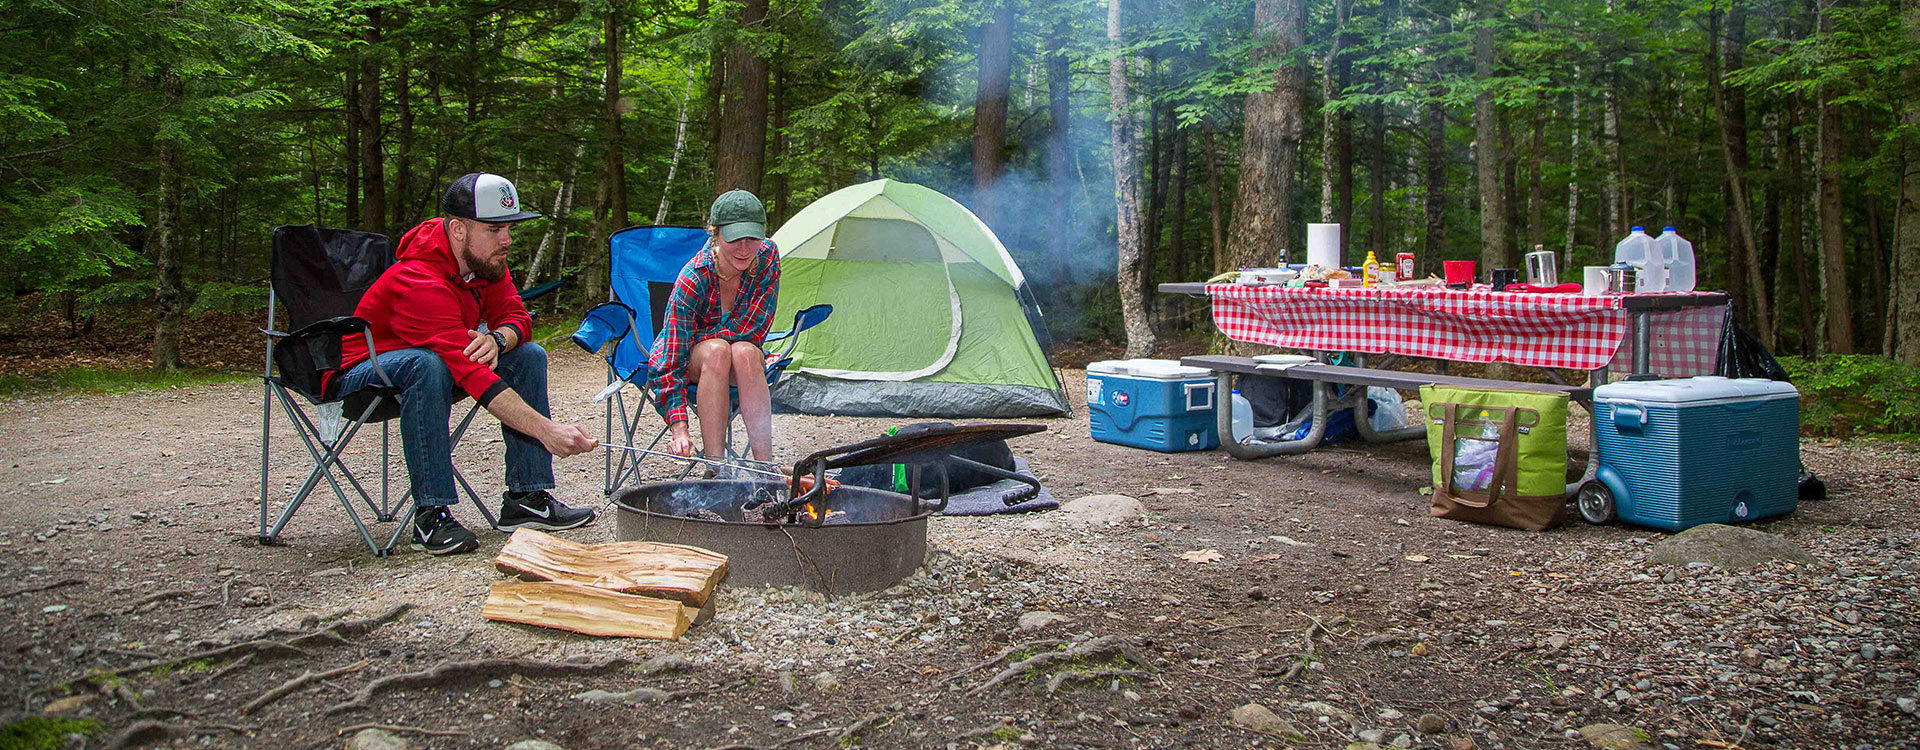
1443, 260, 1477, 286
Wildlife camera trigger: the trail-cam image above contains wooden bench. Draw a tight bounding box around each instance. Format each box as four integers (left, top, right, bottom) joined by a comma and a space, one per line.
1179, 355, 1592, 402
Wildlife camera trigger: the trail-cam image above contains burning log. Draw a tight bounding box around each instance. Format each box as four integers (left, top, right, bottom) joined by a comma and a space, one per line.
492, 529, 728, 607
482, 581, 694, 640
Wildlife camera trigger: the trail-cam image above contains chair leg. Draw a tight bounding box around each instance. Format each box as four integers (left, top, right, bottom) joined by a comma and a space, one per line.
265, 390, 387, 555
259, 381, 274, 543
379, 421, 394, 521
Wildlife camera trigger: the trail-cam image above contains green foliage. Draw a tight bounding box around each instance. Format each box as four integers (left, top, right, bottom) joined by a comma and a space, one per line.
0, 717, 103, 750
1778, 355, 1920, 438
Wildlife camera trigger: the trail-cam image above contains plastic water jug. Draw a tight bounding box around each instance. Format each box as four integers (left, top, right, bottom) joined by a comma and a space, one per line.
1656, 227, 1696, 292
1613, 227, 1666, 292
1231, 390, 1253, 443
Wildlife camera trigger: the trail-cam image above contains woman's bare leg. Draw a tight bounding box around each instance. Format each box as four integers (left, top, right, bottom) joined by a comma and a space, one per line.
729, 341, 773, 461
686, 338, 734, 459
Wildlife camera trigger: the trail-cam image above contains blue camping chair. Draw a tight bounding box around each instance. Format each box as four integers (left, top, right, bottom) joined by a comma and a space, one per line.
571, 225, 830, 494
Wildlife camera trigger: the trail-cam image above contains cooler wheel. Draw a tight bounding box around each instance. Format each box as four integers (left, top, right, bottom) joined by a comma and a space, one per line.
1576, 480, 1616, 525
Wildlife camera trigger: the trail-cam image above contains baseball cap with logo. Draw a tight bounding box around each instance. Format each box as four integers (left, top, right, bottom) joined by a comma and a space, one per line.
709, 190, 767, 243
441, 173, 542, 223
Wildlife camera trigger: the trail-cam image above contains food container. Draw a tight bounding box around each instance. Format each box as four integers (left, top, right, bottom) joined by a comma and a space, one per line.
1580, 377, 1800, 530
1087, 359, 1219, 452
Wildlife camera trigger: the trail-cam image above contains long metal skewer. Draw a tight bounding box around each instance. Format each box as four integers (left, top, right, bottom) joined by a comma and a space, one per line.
599, 443, 792, 480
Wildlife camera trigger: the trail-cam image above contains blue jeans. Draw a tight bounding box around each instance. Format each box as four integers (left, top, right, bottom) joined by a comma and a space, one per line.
333, 344, 555, 508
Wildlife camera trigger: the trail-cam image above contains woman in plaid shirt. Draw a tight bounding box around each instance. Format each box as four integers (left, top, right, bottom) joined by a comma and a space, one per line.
647, 190, 782, 462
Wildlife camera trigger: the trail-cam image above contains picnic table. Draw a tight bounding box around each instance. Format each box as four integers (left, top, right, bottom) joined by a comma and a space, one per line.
1158, 281, 1733, 495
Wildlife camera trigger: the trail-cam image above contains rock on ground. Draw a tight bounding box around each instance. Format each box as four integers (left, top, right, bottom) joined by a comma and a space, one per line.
571, 687, 670, 705
505, 742, 569, 750
1230, 703, 1302, 738
1647, 524, 1815, 569
1022, 494, 1142, 530
1577, 723, 1655, 750
1416, 713, 1447, 734
348, 728, 409, 750
1016, 610, 1074, 632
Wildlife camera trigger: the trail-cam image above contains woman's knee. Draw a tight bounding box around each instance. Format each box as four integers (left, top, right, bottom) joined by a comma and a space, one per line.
689, 339, 733, 378
729, 341, 764, 370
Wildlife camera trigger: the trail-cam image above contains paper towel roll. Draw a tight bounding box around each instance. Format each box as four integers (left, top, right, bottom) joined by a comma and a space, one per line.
1307, 223, 1343, 269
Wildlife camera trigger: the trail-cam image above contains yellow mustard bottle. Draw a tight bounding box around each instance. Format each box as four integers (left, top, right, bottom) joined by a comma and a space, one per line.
1362, 251, 1382, 287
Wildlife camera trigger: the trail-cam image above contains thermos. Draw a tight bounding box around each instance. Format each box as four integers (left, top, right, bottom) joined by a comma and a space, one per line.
1525, 247, 1558, 286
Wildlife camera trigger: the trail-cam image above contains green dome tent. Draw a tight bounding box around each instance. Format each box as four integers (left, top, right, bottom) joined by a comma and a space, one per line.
768, 179, 1069, 417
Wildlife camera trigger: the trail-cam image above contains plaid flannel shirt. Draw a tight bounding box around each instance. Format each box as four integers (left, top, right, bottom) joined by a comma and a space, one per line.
647, 239, 782, 426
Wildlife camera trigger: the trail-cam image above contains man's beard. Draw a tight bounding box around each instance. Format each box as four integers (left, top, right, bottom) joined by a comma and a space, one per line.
461, 246, 507, 282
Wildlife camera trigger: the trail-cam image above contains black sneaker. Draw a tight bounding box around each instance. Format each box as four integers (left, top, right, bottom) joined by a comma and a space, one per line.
411, 506, 479, 555
499, 490, 597, 531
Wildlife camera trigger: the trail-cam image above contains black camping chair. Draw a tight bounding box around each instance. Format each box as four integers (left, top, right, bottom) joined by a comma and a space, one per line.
259, 225, 496, 556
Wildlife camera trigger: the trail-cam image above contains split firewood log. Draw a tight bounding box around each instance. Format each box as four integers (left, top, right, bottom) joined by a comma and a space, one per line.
492, 529, 728, 606
482, 581, 693, 640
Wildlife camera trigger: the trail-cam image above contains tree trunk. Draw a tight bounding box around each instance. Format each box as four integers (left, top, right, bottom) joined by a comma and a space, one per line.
701, 0, 725, 166
1424, 97, 1446, 273
1788, 94, 1816, 355
345, 74, 361, 229
1868, 191, 1887, 349
152, 64, 185, 371
771, 59, 789, 225
1370, 101, 1387, 258
392, 31, 414, 232
713, 0, 770, 196
1046, 25, 1075, 288
1222, 0, 1306, 352
1527, 107, 1544, 250
1318, 0, 1352, 225
1565, 85, 1581, 261
359, 7, 386, 238
1473, 5, 1505, 272
1169, 125, 1189, 328
972, 1, 1014, 226
1721, 0, 1752, 322
530, 144, 585, 287
657, 66, 695, 226
1203, 125, 1226, 274
1705, 7, 1774, 346
1143, 66, 1167, 298
1815, 6, 1851, 353
1898, 0, 1920, 364
1601, 71, 1622, 238
1109, 0, 1155, 357
587, 8, 628, 304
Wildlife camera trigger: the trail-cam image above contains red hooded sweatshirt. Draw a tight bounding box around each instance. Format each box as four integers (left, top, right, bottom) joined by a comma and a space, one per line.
330, 218, 533, 405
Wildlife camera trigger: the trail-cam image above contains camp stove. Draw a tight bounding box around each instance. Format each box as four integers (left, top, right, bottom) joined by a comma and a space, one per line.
613, 423, 1044, 594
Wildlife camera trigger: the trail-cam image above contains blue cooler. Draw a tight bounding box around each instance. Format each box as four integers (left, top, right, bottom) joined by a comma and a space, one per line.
1087, 359, 1219, 452
1579, 376, 1800, 531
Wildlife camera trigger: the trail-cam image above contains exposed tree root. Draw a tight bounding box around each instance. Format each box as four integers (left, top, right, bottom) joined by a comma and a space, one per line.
0, 578, 83, 599
106, 719, 251, 749
242, 659, 370, 714
323, 657, 633, 715
964, 636, 1154, 698
121, 589, 192, 613
946, 639, 1065, 684
835, 713, 888, 742
1045, 668, 1150, 693
704, 713, 891, 750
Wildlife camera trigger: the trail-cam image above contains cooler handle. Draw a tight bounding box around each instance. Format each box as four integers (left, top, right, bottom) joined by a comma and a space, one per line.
1184, 381, 1215, 412
1612, 401, 1649, 432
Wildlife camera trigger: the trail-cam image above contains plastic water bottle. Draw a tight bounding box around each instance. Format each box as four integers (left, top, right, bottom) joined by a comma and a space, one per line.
1656, 227, 1696, 292
1613, 226, 1666, 292
1230, 389, 1253, 443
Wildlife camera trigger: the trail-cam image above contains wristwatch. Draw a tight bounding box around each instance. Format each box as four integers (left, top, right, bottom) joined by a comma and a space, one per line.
488, 329, 508, 351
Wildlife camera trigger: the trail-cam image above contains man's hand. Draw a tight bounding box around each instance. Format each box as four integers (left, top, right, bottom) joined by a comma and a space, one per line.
464, 329, 501, 369
540, 422, 598, 458
667, 422, 695, 457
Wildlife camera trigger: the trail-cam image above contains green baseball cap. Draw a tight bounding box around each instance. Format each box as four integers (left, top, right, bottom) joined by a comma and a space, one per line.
709, 189, 767, 242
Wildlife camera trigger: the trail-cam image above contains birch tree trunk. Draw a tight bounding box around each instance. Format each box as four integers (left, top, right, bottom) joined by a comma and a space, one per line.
657, 66, 694, 226
152, 63, 185, 371
1565, 86, 1582, 262
1109, 0, 1155, 357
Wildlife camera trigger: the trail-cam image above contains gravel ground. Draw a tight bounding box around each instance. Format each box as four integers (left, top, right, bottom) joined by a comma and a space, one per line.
0, 345, 1916, 749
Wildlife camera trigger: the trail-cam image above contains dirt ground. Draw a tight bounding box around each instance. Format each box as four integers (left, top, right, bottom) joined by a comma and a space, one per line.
1, 344, 1917, 750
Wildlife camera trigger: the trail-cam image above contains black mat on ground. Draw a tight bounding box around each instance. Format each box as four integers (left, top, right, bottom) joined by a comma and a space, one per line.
938, 457, 1057, 516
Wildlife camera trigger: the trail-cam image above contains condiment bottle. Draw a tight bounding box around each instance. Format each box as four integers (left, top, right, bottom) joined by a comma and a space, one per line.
1362, 251, 1382, 287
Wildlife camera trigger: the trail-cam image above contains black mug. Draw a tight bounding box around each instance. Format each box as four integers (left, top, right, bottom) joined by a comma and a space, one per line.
1492, 268, 1519, 291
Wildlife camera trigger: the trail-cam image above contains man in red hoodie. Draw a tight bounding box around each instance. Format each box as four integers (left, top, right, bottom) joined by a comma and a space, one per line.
330, 173, 598, 555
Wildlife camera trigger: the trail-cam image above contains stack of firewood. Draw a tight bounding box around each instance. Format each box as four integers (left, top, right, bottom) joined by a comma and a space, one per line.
481, 529, 728, 641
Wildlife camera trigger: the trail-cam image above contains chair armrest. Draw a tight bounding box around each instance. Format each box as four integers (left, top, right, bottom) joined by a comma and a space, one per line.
276, 316, 371, 341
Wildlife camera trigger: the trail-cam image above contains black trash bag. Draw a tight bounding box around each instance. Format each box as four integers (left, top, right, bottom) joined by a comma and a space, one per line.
1235, 374, 1312, 428
835, 422, 1017, 496
1714, 312, 1825, 499
1716, 312, 1791, 381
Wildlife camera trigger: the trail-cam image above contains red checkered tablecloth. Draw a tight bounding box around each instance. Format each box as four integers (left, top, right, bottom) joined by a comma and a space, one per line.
1205, 284, 1728, 375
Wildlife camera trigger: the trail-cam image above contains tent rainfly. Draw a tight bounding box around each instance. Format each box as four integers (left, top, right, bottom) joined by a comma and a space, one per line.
768, 179, 1069, 418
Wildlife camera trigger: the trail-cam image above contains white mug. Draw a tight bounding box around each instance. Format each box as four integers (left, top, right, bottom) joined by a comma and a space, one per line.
1583, 266, 1610, 296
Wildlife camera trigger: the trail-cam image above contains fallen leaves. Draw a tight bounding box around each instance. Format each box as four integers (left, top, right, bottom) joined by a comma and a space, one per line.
1405, 554, 1431, 563
1180, 549, 1223, 564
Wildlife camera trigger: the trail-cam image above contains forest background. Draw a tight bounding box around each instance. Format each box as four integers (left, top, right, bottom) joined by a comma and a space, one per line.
3, 0, 1919, 377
